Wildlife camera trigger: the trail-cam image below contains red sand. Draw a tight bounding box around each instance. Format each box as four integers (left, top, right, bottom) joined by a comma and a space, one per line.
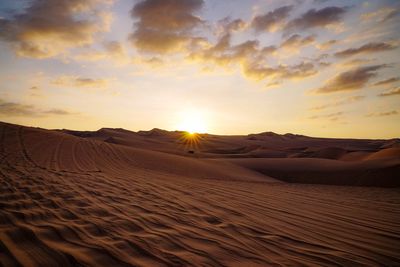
1, 121, 399, 266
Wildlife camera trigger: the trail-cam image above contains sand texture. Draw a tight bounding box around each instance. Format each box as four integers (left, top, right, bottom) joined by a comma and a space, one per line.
1, 121, 400, 266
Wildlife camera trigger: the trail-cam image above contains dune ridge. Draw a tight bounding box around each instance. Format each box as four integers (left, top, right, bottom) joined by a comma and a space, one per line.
1, 121, 400, 266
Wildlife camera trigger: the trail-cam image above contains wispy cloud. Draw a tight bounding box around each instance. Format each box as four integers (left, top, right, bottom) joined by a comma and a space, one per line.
284, 6, 348, 32
217, 18, 246, 36
341, 58, 375, 67
0, 98, 75, 117
378, 87, 400, 97
316, 39, 337, 50
335, 42, 396, 58
280, 34, 315, 52
361, 7, 399, 23
374, 77, 399, 86
314, 65, 386, 94
74, 41, 128, 63
366, 110, 398, 117
310, 95, 365, 111
308, 112, 344, 121
52, 76, 110, 88
251, 5, 293, 33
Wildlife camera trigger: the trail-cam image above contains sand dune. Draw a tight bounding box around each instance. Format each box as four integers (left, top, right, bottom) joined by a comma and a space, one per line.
65, 127, 398, 160
1, 121, 400, 266
365, 147, 400, 161
224, 157, 400, 187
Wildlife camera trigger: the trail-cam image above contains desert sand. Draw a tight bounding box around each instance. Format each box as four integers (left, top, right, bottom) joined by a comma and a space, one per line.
1, 121, 399, 266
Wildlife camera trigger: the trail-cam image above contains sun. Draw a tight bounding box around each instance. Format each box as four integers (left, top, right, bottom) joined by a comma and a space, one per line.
177, 109, 208, 134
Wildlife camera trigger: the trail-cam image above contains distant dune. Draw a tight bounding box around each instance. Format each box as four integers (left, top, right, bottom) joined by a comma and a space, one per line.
63, 125, 400, 187
1, 121, 399, 266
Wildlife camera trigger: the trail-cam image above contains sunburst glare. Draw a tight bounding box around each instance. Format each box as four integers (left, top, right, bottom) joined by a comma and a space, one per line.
176, 108, 208, 134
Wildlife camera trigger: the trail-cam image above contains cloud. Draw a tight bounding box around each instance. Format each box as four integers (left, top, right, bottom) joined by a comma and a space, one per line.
189, 34, 260, 67
43, 108, 74, 115
314, 65, 386, 94
335, 42, 396, 58
378, 87, 400, 97
316, 39, 337, 50
28, 86, 44, 97
285, 6, 347, 31
0, 101, 35, 116
242, 61, 317, 81
52, 76, 109, 88
129, 0, 204, 54
310, 95, 365, 110
341, 58, 375, 67
280, 34, 315, 52
251, 6, 293, 32
190, 30, 317, 83
217, 17, 246, 36
361, 7, 399, 23
373, 77, 399, 86
366, 110, 399, 117
0, 0, 112, 58
308, 112, 343, 121
0, 98, 74, 117
73, 41, 127, 63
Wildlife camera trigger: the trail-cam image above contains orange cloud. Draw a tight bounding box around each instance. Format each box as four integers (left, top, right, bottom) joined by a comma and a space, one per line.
366, 110, 399, 117
280, 34, 315, 52
0, 98, 75, 117
335, 42, 396, 58
314, 65, 386, 94
217, 18, 247, 35
129, 0, 204, 54
361, 7, 399, 23
378, 87, 400, 97
251, 6, 293, 33
310, 96, 365, 111
374, 77, 399, 86
0, 0, 112, 58
341, 58, 375, 67
52, 76, 110, 88
317, 40, 337, 50
308, 112, 344, 121
242, 61, 317, 81
73, 41, 127, 63
285, 6, 348, 32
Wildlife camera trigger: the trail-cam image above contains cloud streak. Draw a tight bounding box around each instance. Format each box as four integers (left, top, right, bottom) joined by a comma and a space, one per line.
314, 65, 386, 94
378, 87, 400, 97
366, 110, 399, 117
251, 6, 293, 33
73, 41, 127, 63
361, 7, 399, 23
285, 6, 347, 32
0, 99, 74, 117
308, 112, 344, 121
310, 95, 365, 110
374, 77, 399, 86
335, 42, 396, 57
280, 34, 315, 52
52, 76, 110, 88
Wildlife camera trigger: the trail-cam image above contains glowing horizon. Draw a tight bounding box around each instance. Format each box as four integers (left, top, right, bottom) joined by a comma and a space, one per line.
0, 0, 399, 139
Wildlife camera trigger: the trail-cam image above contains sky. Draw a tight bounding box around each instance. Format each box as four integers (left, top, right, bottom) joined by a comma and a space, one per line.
0, 0, 399, 138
